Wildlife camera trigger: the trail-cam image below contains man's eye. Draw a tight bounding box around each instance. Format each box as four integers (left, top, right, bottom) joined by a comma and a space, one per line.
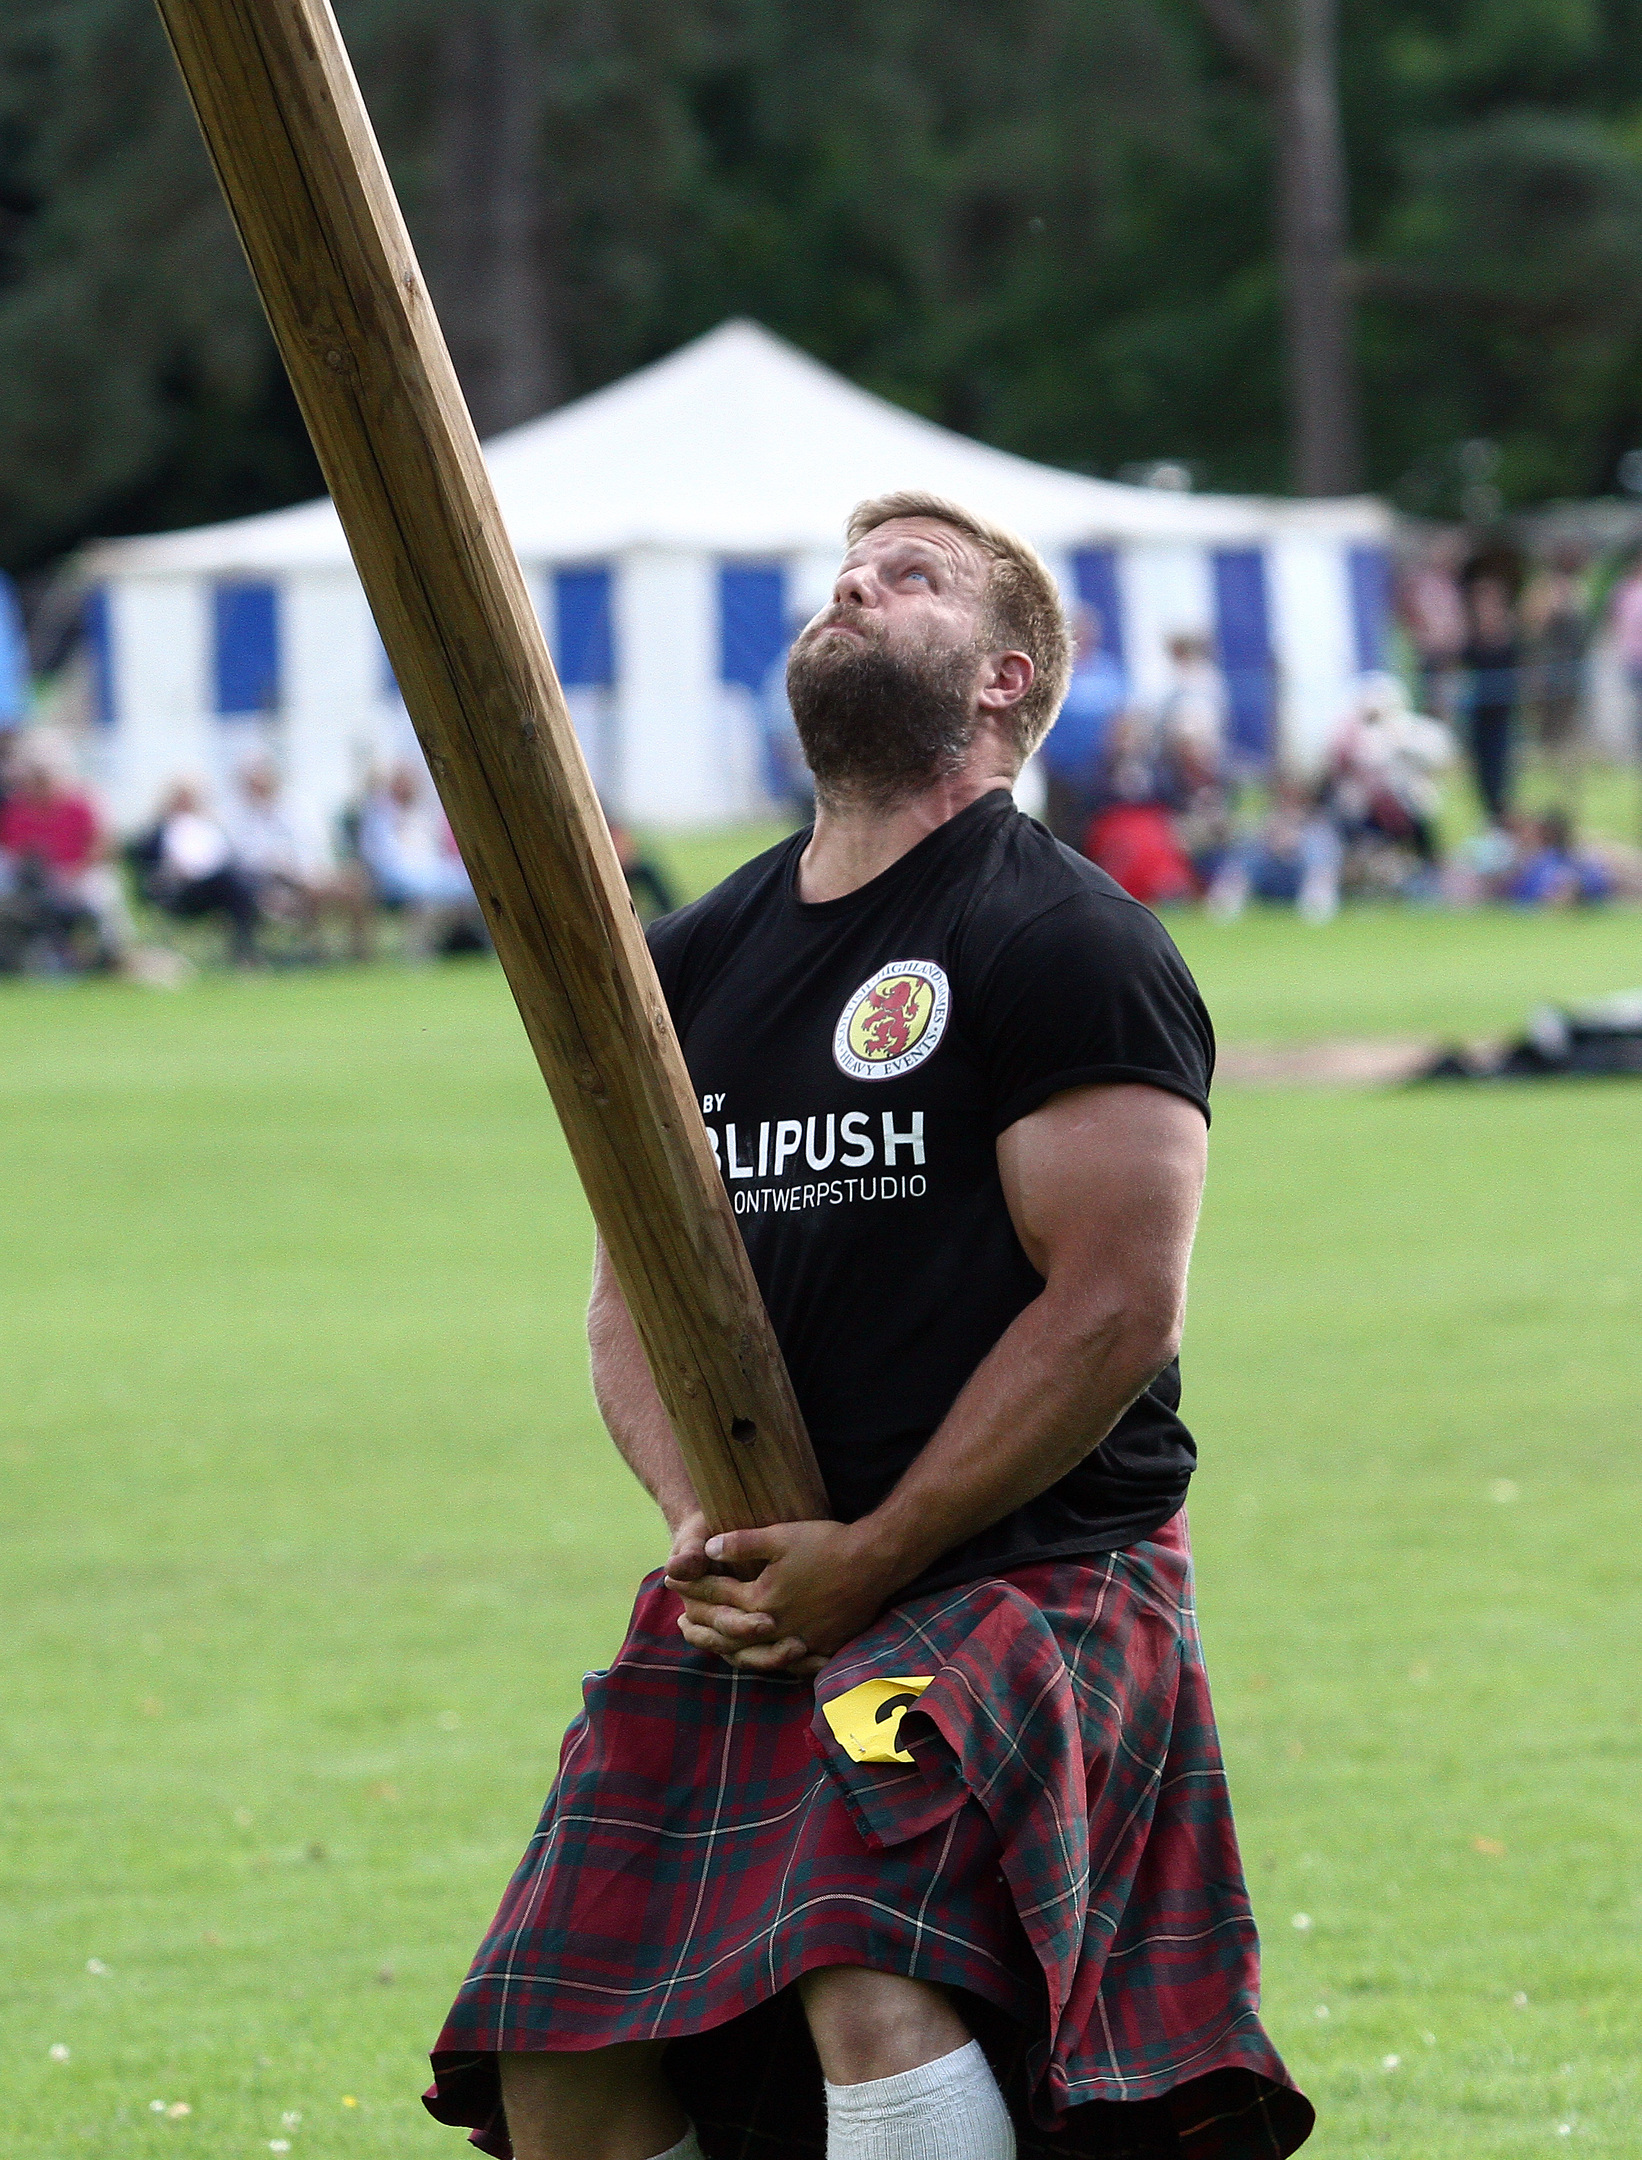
904, 568, 929, 584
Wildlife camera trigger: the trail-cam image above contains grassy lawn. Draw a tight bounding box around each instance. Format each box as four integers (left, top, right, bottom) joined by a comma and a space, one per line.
3, 903, 1639, 2157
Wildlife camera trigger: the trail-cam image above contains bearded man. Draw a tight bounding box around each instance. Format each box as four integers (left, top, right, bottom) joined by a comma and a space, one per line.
425, 494, 1313, 2160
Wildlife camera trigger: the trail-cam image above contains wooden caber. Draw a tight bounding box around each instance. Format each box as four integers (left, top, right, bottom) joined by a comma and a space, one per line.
153, 0, 827, 1533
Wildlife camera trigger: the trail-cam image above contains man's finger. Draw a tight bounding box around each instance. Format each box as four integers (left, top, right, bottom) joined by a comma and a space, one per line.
703, 1525, 790, 1573
676, 1596, 774, 1641
665, 1570, 768, 1614
727, 1637, 810, 1673
677, 1612, 808, 1668
666, 1512, 711, 1581
679, 1615, 804, 1667
679, 1614, 746, 1656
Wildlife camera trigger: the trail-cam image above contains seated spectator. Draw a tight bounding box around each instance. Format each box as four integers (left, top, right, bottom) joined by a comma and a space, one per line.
0, 731, 134, 971
605, 813, 678, 923
1326, 674, 1453, 868
1156, 633, 1228, 767
1207, 781, 1343, 925
227, 757, 373, 961
1082, 718, 1197, 907
357, 761, 484, 956
131, 779, 261, 963
1505, 811, 1613, 907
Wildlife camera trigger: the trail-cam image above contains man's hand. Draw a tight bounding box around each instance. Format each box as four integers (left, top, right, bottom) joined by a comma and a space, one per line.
664, 1508, 711, 1585
665, 1520, 891, 1677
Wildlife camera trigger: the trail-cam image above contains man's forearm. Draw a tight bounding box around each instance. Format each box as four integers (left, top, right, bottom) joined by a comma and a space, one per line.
849, 1278, 1178, 1595
587, 1240, 700, 1532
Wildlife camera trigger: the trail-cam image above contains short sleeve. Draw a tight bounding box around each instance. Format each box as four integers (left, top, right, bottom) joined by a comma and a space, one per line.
646, 907, 688, 1016
967, 892, 1214, 1134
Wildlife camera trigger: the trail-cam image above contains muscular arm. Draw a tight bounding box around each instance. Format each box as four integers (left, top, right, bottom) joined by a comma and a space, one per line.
587, 1238, 711, 1576
854, 1082, 1206, 1580
673, 1081, 1207, 1671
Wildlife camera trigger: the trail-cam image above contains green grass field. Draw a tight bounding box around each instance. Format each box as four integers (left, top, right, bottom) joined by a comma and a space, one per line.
4, 889, 1640, 2157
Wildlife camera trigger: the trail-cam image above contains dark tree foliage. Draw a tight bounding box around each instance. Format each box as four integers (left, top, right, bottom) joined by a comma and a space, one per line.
5, 0, 1642, 574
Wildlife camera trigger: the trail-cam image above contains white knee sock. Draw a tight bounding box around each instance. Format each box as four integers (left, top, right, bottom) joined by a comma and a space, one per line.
824, 2038, 1014, 2159
648, 2129, 706, 2160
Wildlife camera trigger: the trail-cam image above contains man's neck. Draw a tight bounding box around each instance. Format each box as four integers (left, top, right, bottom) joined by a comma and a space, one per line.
797, 760, 1014, 905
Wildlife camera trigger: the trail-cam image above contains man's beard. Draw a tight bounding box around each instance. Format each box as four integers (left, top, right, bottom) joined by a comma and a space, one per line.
786, 612, 982, 809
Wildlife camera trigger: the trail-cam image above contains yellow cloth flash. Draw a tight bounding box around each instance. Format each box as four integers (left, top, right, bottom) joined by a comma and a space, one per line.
821, 1676, 935, 1764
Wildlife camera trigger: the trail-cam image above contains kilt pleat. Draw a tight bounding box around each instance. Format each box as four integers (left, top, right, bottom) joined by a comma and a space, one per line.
424, 1512, 1312, 2158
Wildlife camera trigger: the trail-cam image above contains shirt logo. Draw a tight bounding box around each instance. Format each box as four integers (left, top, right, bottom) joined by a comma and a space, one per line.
833, 959, 950, 1082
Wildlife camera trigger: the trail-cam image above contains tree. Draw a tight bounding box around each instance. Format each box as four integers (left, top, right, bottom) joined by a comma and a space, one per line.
431, 7, 564, 436
1189, 0, 1362, 493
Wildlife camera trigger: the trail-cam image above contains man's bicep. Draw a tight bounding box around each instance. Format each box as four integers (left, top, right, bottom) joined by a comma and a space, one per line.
995, 1083, 1208, 1295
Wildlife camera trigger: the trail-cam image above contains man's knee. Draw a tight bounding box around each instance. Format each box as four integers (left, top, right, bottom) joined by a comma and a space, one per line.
798, 1965, 973, 2086
497, 2042, 686, 2160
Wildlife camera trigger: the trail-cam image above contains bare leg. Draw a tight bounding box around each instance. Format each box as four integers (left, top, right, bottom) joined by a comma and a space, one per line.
798, 1965, 974, 2084
497, 2042, 687, 2160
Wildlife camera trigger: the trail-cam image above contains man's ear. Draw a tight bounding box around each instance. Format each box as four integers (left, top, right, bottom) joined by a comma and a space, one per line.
976, 650, 1035, 712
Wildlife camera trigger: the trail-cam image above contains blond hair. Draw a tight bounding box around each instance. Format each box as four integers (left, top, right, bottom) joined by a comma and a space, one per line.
844, 491, 1072, 760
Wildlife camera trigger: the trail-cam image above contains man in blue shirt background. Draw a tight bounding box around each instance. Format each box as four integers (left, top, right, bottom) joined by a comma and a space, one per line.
1038, 603, 1128, 848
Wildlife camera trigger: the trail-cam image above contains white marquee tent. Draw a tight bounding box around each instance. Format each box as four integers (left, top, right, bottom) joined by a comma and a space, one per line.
81, 319, 1394, 848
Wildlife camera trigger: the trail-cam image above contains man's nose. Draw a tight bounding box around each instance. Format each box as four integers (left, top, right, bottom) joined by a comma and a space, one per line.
834, 561, 876, 609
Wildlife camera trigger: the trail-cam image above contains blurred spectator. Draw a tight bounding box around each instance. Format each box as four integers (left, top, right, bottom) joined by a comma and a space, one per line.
759, 616, 816, 821
1444, 813, 1532, 905
1083, 717, 1197, 906
1458, 569, 1519, 823
1605, 552, 1642, 808
0, 731, 133, 970
357, 762, 483, 956
1156, 633, 1227, 765
1039, 604, 1129, 847
226, 757, 373, 961
1400, 538, 1467, 719
1326, 673, 1454, 869
1504, 810, 1612, 907
0, 570, 27, 734
1169, 743, 1236, 890
605, 813, 678, 923
131, 780, 261, 963
1207, 782, 1343, 925
1520, 550, 1589, 801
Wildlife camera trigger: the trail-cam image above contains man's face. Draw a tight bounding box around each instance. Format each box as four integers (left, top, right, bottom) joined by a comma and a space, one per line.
785, 518, 993, 806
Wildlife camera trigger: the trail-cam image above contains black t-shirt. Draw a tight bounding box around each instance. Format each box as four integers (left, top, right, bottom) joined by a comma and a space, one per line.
647, 789, 1215, 1593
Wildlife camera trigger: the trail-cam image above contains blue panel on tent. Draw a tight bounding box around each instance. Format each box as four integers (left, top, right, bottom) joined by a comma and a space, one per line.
719, 563, 787, 690
0, 570, 28, 724
1211, 548, 1275, 763
1348, 545, 1391, 674
554, 566, 615, 687
1072, 548, 1126, 665
213, 582, 281, 715
82, 586, 114, 726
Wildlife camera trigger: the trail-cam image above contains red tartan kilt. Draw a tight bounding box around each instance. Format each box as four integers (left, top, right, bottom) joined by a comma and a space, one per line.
425, 1516, 1312, 2159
